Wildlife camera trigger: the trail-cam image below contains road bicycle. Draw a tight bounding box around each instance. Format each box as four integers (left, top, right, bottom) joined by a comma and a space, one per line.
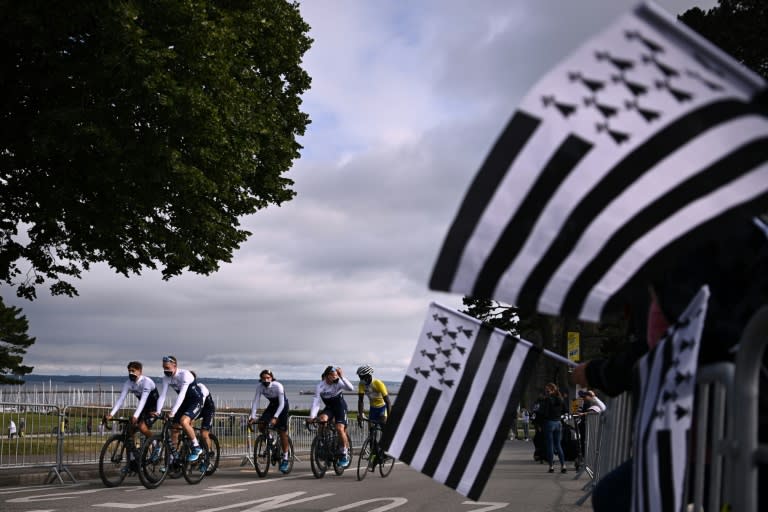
306, 419, 352, 478
250, 422, 294, 477
136, 416, 213, 488
356, 417, 395, 480
98, 417, 146, 487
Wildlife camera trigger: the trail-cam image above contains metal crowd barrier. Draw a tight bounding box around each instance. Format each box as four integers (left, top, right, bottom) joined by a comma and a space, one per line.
573, 412, 601, 481
688, 362, 734, 512
727, 304, 768, 512
0, 403, 63, 481
575, 392, 633, 506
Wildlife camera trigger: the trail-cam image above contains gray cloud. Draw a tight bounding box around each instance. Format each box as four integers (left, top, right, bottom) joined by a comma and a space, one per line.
2, 0, 716, 381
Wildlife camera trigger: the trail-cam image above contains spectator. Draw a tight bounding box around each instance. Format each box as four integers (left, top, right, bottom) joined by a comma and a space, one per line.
540, 382, 567, 474
18, 417, 25, 438
8, 419, 16, 439
521, 407, 530, 441
86, 416, 93, 436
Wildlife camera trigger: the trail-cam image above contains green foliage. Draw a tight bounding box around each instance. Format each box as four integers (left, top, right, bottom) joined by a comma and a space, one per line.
460, 296, 520, 333
679, 0, 767, 80
0, 0, 312, 299
0, 296, 34, 384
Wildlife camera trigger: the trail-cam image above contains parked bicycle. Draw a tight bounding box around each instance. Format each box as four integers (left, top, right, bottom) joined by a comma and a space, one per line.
356, 417, 395, 480
98, 417, 146, 487
306, 419, 352, 478
250, 422, 294, 477
136, 416, 212, 488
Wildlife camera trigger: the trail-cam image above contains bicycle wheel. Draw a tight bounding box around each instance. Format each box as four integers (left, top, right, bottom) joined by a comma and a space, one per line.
204, 433, 220, 476
378, 450, 395, 478
310, 436, 327, 478
254, 435, 270, 477
356, 438, 372, 481
138, 435, 168, 489
182, 442, 206, 485
99, 435, 129, 487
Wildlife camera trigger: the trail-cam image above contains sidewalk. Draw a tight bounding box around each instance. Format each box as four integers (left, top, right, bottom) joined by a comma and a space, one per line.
485, 438, 594, 511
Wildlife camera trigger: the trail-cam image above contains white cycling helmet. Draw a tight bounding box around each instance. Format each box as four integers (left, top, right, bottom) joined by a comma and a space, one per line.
356, 365, 374, 377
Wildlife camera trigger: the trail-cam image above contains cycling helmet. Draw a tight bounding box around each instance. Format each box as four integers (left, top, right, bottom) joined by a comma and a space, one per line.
259, 369, 274, 380
356, 365, 374, 377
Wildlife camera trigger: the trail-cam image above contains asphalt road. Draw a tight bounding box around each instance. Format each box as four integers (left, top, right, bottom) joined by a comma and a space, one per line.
0, 441, 590, 512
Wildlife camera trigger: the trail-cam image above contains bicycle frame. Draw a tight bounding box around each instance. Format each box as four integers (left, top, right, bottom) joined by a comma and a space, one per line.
356, 417, 395, 480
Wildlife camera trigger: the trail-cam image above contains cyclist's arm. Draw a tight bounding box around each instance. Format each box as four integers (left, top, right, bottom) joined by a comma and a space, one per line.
357, 393, 365, 418
155, 378, 170, 415
108, 381, 131, 417
133, 381, 153, 419
249, 388, 263, 421
339, 375, 355, 392
383, 394, 392, 418
308, 384, 322, 419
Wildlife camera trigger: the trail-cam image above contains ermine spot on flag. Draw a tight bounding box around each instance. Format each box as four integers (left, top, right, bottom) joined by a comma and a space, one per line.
632, 286, 709, 512
381, 303, 539, 500
429, 2, 768, 322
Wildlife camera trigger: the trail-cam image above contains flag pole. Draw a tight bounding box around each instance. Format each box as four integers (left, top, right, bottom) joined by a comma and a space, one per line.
434, 302, 578, 367
538, 347, 578, 368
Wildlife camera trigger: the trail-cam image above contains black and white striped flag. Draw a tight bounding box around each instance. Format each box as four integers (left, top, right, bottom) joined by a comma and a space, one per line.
632, 285, 708, 512
429, 2, 768, 322
380, 302, 539, 500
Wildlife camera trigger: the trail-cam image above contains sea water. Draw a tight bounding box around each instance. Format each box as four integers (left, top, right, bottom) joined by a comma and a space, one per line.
0, 375, 402, 411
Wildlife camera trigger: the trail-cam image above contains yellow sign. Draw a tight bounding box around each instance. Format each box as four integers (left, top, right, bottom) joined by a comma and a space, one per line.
567, 331, 580, 362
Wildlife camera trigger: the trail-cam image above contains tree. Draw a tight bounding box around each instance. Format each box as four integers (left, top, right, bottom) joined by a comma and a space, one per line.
0, 297, 34, 384
679, 0, 767, 79
460, 297, 520, 333
0, 0, 312, 300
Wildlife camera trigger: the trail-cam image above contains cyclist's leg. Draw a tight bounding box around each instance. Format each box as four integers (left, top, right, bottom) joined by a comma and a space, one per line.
276, 407, 290, 456
199, 396, 215, 449
333, 403, 350, 452
369, 405, 387, 455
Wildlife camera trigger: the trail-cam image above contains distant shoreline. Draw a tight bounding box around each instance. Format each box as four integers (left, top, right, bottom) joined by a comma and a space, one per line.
1, 374, 402, 388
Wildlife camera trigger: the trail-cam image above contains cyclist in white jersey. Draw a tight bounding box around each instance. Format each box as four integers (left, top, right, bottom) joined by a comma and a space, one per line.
105, 361, 159, 438
248, 369, 291, 473
308, 365, 355, 467
105, 361, 159, 473
153, 355, 204, 462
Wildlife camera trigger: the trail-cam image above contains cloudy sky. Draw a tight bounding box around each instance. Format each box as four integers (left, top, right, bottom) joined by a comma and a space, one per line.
2, 0, 717, 381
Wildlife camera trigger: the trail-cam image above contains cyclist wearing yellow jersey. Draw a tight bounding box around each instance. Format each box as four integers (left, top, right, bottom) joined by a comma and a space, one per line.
356, 365, 391, 425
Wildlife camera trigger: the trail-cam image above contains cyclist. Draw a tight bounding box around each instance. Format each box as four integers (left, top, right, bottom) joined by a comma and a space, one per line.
191, 371, 216, 469
356, 365, 391, 426
105, 361, 159, 472
153, 355, 205, 462
247, 369, 291, 473
308, 365, 355, 467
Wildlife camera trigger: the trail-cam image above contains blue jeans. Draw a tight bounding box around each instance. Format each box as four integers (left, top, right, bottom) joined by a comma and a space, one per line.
544, 420, 565, 467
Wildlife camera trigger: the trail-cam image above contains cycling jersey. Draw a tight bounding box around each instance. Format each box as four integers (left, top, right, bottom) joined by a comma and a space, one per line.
110, 375, 159, 419
250, 380, 287, 420
156, 368, 203, 418
358, 378, 388, 408
309, 376, 354, 419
